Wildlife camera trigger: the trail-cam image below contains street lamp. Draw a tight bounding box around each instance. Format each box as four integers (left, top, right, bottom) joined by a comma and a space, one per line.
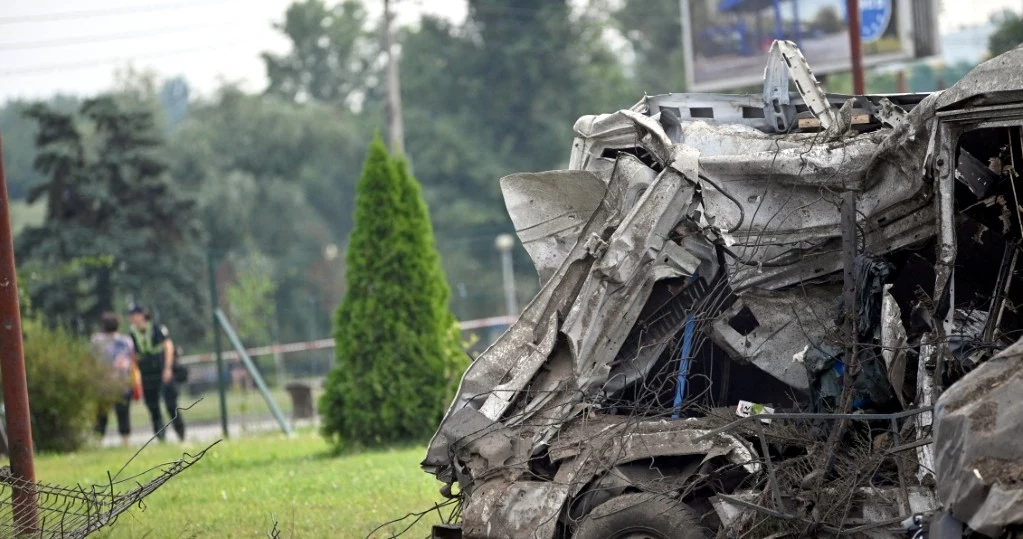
323, 243, 339, 261
495, 234, 519, 317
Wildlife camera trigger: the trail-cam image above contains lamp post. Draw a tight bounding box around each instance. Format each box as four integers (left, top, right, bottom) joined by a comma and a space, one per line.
495, 234, 518, 318
322, 242, 339, 370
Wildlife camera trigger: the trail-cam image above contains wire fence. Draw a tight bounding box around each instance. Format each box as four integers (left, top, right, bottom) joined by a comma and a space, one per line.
0, 402, 215, 539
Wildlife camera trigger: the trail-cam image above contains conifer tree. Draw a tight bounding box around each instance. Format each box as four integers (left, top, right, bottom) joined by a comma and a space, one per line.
320, 136, 462, 447
17, 97, 205, 338
392, 157, 466, 404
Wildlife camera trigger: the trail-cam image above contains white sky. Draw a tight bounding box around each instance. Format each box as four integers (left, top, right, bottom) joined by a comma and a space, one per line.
0, 0, 1019, 104
0, 0, 468, 103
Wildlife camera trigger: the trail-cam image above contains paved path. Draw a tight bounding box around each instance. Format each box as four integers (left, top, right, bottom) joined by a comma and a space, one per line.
101, 416, 318, 448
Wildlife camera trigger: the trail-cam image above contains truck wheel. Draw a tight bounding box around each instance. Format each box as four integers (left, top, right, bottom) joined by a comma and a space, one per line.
573, 492, 711, 539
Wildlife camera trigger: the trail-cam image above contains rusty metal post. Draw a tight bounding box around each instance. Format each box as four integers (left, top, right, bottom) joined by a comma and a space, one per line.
841, 193, 858, 340
0, 137, 39, 534
847, 0, 865, 94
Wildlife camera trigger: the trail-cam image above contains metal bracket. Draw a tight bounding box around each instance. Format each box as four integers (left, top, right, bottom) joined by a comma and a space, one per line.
764, 40, 837, 134
763, 43, 794, 133
876, 97, 909, 129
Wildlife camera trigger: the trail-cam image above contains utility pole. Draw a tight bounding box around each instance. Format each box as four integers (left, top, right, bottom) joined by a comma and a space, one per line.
383, 0, 405, 155
0, 136, 38, 534
847, 0, 865, 94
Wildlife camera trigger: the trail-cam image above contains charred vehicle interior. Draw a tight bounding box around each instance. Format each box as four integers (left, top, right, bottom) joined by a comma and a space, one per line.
422, 42, 1023, 539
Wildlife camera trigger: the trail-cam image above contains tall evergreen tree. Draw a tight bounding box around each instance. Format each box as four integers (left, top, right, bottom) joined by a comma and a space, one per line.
392, 157, 466, 389
17, 97, 206, 340
263, 0, 636, 318
17, 105, 96, 327
320, 136, 461, 447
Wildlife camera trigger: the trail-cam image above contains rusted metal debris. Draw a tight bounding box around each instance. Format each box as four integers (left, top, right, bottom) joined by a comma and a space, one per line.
422, 42, 1023, 539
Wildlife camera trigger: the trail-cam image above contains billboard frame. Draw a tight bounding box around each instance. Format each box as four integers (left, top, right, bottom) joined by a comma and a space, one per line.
679, 0, 937, 92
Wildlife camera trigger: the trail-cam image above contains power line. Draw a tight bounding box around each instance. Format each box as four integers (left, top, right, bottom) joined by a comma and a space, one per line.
0, 0, 245, 25
0, 23, 234, 51
0, 42, 252, 77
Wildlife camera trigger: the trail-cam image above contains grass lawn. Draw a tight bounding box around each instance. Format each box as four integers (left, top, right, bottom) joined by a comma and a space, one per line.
36, 431, 448, 538
129, 387, 297, 429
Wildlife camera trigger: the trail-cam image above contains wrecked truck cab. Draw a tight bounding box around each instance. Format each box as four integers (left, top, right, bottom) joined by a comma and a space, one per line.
423, 42, 1023, 539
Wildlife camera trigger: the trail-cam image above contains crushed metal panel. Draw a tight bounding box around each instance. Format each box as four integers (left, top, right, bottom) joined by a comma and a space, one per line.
569, 109, 674, 171
876, 97, 909, 129
460, 480, 566, 539
934, 337, 1023, 536
478, 313, 560, 421
500, 171, 606, 285
549, 416, 760, 475
644, 93, 769, 129
710, 492, 760, 530
935, 46, 1023, 110
726, 199, 936, 292
562, 147, 699, 393
423, 154, 635, 476
881, 286, 909, 407
672, 120, 810, 155
710, 286, 838, 390
696, 131, 918, 238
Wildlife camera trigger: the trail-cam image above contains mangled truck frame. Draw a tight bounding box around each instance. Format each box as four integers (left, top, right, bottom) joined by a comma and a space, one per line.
422, 42, 1023, 539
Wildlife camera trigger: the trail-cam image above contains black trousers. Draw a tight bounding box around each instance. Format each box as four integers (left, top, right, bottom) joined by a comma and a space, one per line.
142, 381, 186, 441
95, 394, 131, 437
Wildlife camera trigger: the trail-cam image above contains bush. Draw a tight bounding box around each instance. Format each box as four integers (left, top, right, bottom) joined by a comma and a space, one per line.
17, 319, 114, 452
320, 137, 465, 448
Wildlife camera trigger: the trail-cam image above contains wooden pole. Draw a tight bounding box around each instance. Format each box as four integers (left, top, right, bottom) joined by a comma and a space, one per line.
384, 0, 405, 155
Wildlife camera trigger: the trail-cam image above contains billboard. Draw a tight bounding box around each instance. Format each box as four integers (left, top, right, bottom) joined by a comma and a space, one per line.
680, 0, 939, 91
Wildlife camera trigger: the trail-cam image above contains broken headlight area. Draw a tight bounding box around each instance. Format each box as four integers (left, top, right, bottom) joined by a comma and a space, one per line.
421, 42, 1023, 539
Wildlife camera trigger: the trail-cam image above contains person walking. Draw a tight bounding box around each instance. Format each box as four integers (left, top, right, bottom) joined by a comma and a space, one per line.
128, 304, 186, 441
90, 312, 135, 447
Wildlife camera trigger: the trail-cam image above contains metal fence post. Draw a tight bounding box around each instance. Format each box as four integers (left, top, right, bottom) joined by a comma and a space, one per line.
207, 248, 229, 439
0, 136, 38, 534
215, 309, 291, 435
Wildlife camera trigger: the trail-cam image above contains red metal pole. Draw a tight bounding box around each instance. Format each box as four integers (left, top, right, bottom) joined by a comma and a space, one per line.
847, 0, 865, 94
896, 70, 908, 93
0, 136, 39, 534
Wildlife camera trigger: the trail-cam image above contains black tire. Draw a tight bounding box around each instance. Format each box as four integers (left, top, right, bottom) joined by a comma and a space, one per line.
573, 492, 711, 539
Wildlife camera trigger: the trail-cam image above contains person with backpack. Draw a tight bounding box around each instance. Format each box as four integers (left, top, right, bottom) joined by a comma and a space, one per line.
127, 304, 185, 441
90, 312, 137, 447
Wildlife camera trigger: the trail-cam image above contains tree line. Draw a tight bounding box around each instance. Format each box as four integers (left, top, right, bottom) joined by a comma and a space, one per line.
3, 0, 1017, 352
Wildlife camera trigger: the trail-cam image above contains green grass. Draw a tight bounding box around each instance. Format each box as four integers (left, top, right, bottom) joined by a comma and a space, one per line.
36, 431, 448, 538
129, 387, 297, 429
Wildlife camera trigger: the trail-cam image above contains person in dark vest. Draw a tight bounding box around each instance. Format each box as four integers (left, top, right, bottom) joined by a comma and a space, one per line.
128, 304, 185, 441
